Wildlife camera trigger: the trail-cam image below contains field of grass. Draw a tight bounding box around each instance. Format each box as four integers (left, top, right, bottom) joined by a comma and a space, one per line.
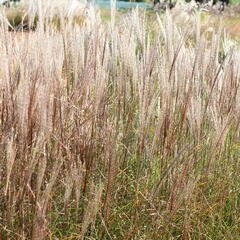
0, 1, 240, 239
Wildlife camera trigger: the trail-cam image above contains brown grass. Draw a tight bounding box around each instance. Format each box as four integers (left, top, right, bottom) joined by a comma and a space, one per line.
0, 2, 240, 239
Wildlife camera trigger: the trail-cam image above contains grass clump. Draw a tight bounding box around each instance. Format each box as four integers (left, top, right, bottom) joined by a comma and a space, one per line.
0, 1, 240, 239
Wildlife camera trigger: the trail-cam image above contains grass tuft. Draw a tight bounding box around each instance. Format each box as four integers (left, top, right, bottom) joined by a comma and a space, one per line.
0, 1, 240, 239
